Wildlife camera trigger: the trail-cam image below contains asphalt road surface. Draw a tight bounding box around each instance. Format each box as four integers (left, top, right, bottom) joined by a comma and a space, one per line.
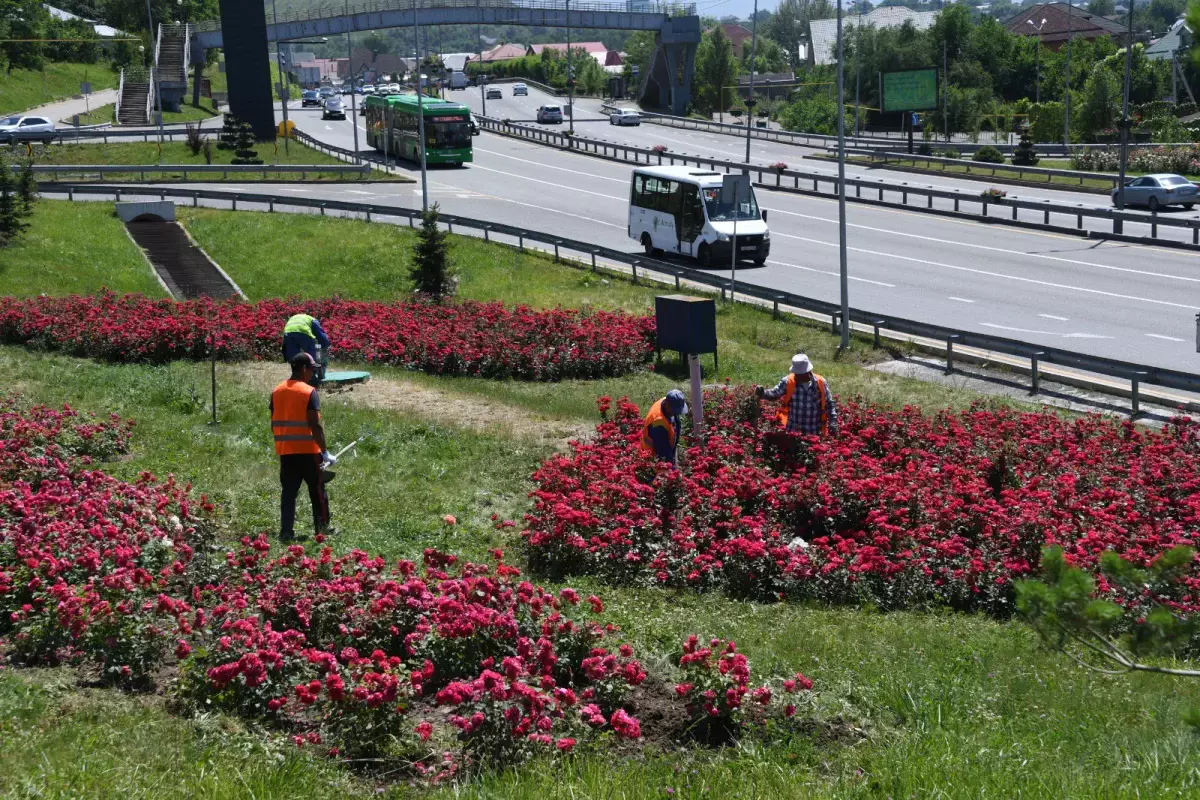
144, 97, 1200, 376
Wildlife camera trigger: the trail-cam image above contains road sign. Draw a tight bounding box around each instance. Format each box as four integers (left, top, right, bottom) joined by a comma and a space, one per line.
80, 81, 92, 95
721, 173, 750, 206
632, 65, 640, 76
881, 68, 938, 113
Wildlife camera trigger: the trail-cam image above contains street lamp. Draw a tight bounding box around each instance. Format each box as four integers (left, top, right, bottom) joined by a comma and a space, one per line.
835, 0, 849, 351
744, 0, 759, 163
271, 0, 290, 155
1064, 0, 1073, 146
1115, 4, 1135, 222
344, 0, 359, 162
1026, 17, 1046, 105
144, 0, 165, 161
566, 0, 574, 131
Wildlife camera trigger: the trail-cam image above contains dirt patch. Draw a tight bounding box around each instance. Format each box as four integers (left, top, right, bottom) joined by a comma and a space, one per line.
231, 362, 594, 449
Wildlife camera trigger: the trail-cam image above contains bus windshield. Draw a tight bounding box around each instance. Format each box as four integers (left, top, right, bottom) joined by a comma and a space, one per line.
701, 186, 760, 222
427, 119, 472, 149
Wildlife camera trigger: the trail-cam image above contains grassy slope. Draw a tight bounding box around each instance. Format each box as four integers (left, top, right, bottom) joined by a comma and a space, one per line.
0, 201, 162, 296
65, 102, 220, 127
3, 204, 1199, 797
0, 62, 118, 116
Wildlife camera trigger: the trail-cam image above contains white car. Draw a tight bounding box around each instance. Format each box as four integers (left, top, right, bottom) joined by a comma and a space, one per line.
387, 83, 402, 94
0, 114, 56, 143
513, 82, 528, 96
610, 108, 641, 126
362, 84, 376, 94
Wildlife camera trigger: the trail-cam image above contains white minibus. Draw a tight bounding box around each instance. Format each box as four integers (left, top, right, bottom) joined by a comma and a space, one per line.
627, 166, 770, 267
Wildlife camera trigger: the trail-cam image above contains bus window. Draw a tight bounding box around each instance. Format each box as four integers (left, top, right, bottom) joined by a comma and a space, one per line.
702, 186, 760, 222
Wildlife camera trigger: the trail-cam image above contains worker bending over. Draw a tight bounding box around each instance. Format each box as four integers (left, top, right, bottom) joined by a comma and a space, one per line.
756, 353, 838, 436
271, 353, 336, 542
281, 312, 331, 385
641, 389, 689, 463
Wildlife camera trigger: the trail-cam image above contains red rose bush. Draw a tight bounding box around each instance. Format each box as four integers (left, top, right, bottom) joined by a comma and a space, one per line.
524, 388, 1200, 616
0, 293, 655, 380
0, 397, 814, 779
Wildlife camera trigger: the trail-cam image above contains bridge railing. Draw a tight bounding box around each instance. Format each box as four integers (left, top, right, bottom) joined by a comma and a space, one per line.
477, 116, 1200, 249
46, 182, 1200, 411
193, 0, 695, 31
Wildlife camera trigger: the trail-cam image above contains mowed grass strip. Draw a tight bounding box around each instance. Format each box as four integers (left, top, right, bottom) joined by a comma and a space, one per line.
19, 141, 399, 182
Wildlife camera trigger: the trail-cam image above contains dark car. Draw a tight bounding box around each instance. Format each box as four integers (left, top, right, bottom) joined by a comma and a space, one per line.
301, 90, 321, 107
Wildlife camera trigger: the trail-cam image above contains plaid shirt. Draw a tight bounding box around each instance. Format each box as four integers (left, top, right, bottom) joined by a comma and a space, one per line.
762, 374, 838, 435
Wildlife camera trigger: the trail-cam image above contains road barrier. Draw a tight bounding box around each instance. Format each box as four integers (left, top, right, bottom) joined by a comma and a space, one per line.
45, 182, 1200, 412
477, 116, 1200, 248
30, 163, 370, 181
874, 151, 1122, 190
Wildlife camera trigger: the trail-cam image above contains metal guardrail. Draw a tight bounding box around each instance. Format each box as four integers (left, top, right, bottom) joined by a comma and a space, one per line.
478, 116, 1200, 247
32, 163, 370, 180
875, 151, 1121, 189
193, 0, 694, 31
47, 182, 1200, 408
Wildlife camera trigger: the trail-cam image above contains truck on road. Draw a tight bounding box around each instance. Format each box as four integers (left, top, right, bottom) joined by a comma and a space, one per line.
449, 71, 468, 90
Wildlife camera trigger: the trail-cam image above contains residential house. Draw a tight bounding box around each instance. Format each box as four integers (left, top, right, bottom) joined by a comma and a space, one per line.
707, 23, 754, 58
737, 71, 796, 101
479, 43, 527, 62
807, 7, 939, 66
1004, 3, 1128, 50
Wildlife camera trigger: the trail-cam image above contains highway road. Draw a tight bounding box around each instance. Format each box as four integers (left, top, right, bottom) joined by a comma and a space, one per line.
169, 97, 1200, 375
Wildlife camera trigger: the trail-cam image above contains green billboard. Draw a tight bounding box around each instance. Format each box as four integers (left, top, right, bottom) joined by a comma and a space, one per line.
881, 69, 938, 113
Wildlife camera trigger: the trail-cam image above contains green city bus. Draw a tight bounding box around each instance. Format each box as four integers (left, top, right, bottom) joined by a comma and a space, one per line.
364, 94, 473, 166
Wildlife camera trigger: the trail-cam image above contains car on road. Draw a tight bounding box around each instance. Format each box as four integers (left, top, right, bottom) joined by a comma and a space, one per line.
610, 108, 641, 126
469, 114, 480, 135
486, 87, 502, 99
513, 82, 528, 96
536, 105, 564, 124
387, 83, 402, 94
322, 96, 346, 120
362, 84, 376, 95
341, 85, 353, 95
1112, 174, 1198, 211
319, 86, 336, 99
301, 89, 322, 107
0, 115, 56, 143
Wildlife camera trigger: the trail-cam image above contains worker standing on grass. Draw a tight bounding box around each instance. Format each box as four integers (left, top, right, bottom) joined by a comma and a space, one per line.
271, 353, 336, 542
641, 389, 689, 463
756, 354, 838, 436
281, 312, 331, 386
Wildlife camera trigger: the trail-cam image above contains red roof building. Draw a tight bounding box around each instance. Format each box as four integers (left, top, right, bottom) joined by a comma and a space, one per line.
480, 43, 527, 62
708, 23, 753, 58
1005, 3, 1128, 50
527, 41, 608, 57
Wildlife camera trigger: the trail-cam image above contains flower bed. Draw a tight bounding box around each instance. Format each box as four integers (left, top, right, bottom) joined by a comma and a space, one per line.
524, 389, 1200, 615
0, 397, 815, 780
1070, 145, 1200, 176
0, 293, 656, 381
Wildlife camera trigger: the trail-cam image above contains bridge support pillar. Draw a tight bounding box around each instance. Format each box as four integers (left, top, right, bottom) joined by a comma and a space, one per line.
642, 16, 700, 116
216, 0, 275, 139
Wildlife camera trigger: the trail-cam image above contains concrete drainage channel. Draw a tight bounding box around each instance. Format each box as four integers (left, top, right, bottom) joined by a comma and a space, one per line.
52, 188, 1200, 418
117, 201, 244, 300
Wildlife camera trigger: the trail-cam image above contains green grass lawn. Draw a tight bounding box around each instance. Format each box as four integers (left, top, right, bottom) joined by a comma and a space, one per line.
63, 101, 220, 127
3, 203, 1198, 798
0, 62, 117, 116
840, 155, 1117, 190
17, 140, 401, 182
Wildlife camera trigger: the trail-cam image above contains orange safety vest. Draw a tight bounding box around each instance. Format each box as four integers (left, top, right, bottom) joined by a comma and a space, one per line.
271, 380, 321, 456
640, 399, 678, 456
775, 373, 829, 434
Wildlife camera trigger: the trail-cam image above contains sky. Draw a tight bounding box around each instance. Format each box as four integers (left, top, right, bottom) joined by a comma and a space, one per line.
693, 0, 782, 24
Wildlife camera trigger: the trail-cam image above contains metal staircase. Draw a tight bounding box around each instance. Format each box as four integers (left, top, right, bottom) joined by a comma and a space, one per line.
154, 23, 191, 112
117, 66, 152, 125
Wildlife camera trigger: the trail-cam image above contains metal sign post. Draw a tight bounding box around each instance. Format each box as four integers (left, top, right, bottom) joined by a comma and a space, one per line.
688, 353, 704, 434
721, 173, 750, 304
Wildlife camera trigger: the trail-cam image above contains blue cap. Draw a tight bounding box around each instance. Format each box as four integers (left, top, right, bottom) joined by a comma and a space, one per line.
665, 389, 689, 416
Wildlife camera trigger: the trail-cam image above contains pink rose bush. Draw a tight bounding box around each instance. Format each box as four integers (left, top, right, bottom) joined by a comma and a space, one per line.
0, 397, 812, 779
0, 293, 656, 380
524, 388, 1200, 617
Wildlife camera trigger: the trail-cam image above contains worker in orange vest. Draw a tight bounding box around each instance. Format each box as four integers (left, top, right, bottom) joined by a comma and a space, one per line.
756, 353, 838, 436
270, 353, 334, 541
640, 389, 688, 463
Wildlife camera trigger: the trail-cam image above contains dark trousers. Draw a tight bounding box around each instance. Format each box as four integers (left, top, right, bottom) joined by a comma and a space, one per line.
280, 453, 329, 537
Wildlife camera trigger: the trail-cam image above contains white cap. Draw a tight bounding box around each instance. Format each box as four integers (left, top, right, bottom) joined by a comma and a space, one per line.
790, 354, 813, 374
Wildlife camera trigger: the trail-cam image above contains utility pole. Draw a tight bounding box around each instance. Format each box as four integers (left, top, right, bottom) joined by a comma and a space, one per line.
271, 0, 290, 154
1026, 18, 1046, 105
943, 40, 948, 143
836, 0, 849, 351
478, 21, 486, 116
1064, 0, 1072, 146
415, 19, 429, 213
855, 11, 862, 138
1116, 1, 1134, 225
566, 0, 574, 131
345, 0, 358, 162
744, 0, 759, 163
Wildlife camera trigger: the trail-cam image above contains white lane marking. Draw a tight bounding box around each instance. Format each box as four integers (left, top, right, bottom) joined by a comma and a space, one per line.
468, 162, 623, 200
769, 259, 895, 287
775, 232, 1200, 311
948, 296, 975, 303
1146, 333, 1186, 342
980, 323, 1113, 339
343, 189, 373, 195
764, 207, 1200, 284
474, 146, 627, 184
1039, 314, 1069, 321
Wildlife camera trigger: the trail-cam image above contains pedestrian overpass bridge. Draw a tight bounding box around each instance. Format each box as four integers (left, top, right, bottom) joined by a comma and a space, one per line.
196, 0, 700, 125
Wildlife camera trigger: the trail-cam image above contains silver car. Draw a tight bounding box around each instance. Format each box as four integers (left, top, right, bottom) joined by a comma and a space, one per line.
1112, 174, 1198, 211
0, 114, 56, 143
536, 105, 563, 124
610, 108, 642, 126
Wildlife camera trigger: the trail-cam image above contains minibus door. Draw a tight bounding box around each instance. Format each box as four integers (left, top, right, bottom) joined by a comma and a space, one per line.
679, 185, 704, 256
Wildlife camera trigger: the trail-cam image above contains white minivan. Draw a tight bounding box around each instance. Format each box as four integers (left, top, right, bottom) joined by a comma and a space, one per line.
628, 166, 769, 267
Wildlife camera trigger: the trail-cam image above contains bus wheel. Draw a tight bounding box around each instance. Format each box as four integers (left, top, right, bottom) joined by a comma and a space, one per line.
697, 243, 713, 268
753, 255, 767, 266
641, 233, 659, 257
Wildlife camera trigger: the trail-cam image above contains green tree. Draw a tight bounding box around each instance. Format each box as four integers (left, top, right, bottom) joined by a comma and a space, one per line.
94, 0, 218, 33
744, 37, 788, 74
1078, 67, 1120, 137
1087, 0, 1116, 14
765, 0, 835, 70
0, 156, 27, 247
1, 0, 49, 73
1147, 0, 1186, 31
410, 203, 455, 302
694, 25, 739, 115
16, 159, 36, 216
